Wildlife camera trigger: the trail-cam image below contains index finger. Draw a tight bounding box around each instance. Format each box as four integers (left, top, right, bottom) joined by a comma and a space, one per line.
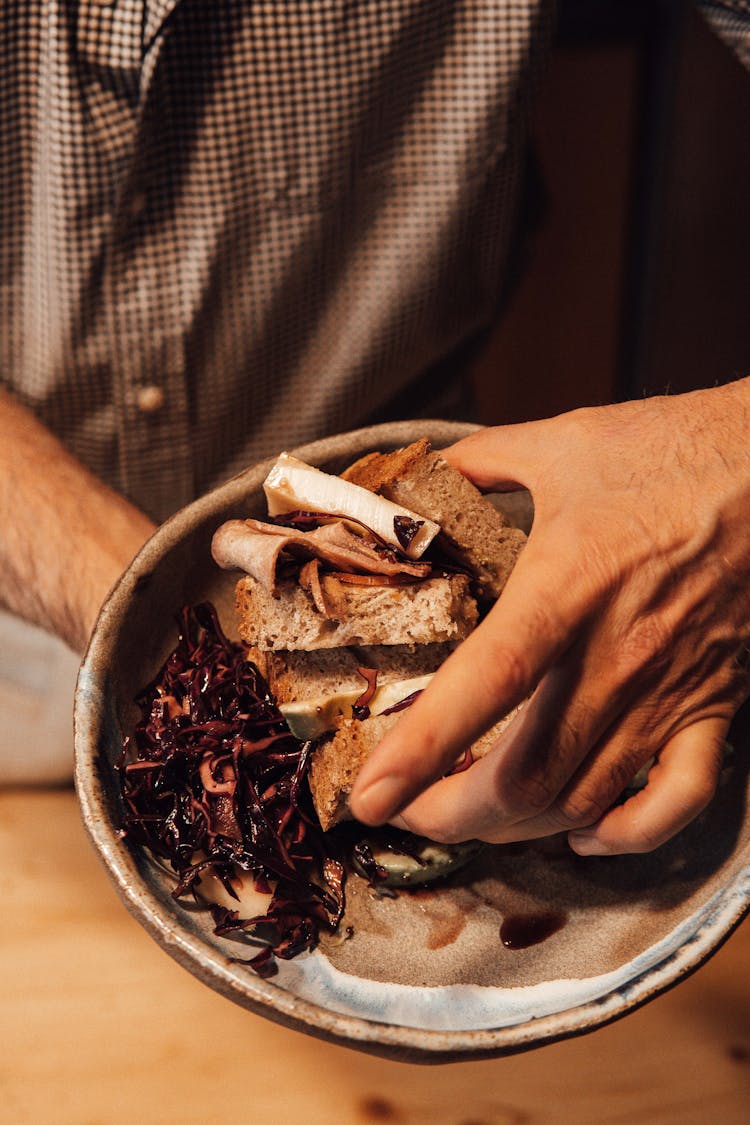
348, 525, 592, 825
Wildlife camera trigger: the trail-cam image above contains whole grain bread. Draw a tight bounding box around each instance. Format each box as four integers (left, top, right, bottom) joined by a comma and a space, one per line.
309, 714, 396, 831
235, 572, 477, 651
308, 703, 524, 830
342, 438, 526, 602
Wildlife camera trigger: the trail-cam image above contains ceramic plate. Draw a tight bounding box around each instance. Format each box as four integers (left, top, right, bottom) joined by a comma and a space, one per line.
74, 420, 750, 1062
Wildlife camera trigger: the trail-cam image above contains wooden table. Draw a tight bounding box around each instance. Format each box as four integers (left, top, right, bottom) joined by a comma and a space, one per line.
2, 788, 748, 1124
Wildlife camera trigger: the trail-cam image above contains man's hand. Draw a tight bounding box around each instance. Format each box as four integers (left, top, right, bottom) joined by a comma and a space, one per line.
0, 389, 156, 654
349, 379, 750, 855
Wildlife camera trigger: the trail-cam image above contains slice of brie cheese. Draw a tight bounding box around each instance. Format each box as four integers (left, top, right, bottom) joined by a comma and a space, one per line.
263, 452, 439, 559
280, 672, 434, 741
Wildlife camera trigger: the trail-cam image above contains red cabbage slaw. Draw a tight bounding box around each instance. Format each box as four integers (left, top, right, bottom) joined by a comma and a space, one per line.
117, 602, 344, 977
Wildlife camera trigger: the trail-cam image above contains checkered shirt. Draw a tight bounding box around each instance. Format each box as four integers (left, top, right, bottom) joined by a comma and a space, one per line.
1, 2, 747, 521
701, 1, 750, 68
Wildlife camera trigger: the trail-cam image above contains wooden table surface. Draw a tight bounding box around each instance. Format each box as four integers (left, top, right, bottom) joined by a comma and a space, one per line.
2, 788, 748, 1125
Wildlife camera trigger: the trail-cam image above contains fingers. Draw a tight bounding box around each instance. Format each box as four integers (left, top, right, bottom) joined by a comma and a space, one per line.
441, 419, 562, 494
386, 695, 729, 849
383, 706, 644, 846
568, 716, 728, 856
381, 656, 623, 842
348, 525, 595, 826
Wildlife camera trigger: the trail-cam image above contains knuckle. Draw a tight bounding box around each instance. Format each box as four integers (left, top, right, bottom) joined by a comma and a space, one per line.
498, 769, 559, 820
555, 708, 593, 759
484, 643, 533, 702
555, 750, 649, 830
555, 785, 611, 829
500, 710, 594, 825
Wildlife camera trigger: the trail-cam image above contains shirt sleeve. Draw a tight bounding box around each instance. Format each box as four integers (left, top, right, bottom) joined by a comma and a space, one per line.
697, 1, 750, 69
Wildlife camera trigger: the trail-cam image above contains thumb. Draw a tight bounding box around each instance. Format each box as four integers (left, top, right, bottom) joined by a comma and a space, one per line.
443, 417, 566, 494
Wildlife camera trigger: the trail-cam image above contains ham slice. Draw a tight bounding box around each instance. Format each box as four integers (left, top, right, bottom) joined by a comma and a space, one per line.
211, 518, 431, 595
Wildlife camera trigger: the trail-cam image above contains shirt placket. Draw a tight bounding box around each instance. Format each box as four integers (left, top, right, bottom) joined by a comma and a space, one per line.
85, 0, 194, 520
107, 229, 193, 520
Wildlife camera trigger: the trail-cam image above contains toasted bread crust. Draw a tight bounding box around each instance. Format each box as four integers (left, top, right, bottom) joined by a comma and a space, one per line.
309, 714, 399, 830
341, 438, 433, 489
343, 439, 526, 602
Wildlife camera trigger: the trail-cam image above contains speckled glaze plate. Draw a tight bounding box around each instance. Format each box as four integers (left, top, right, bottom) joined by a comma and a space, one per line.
74, 420, 750, 1062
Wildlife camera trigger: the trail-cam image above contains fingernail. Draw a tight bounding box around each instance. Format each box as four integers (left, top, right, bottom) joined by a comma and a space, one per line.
568, 832, 610, 856
351, 776, 405, 825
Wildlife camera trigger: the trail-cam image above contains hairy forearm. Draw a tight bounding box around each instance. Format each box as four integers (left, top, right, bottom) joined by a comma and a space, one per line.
0, 389, 156, 654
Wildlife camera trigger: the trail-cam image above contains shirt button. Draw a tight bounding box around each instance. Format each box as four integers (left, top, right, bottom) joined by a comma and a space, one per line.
127, 191, 148, 219
135, 384, 166, 414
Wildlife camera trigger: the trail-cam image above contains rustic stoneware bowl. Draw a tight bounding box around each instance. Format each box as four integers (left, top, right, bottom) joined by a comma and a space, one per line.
75, 420, 750, 1062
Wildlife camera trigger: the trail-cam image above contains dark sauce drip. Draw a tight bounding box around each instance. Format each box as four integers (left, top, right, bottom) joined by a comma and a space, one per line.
500, 910, 568, 950
403, 886, 473, 950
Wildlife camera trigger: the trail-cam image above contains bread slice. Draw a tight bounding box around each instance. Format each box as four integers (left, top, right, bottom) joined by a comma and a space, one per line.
250, 642, 457, 704
342, 438, 526, 602
310, 714, 397, 831
309, 705, 523, 830
235, 572, 477, 651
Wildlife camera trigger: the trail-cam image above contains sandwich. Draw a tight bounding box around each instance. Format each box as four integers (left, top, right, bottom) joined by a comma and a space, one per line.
118, 437, 529, 974
211, 438, 527, 849
120, 439, 717, 974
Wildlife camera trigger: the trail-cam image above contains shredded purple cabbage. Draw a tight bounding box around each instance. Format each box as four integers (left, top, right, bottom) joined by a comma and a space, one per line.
381, 689, 423, 716
117, 602, 345, 977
